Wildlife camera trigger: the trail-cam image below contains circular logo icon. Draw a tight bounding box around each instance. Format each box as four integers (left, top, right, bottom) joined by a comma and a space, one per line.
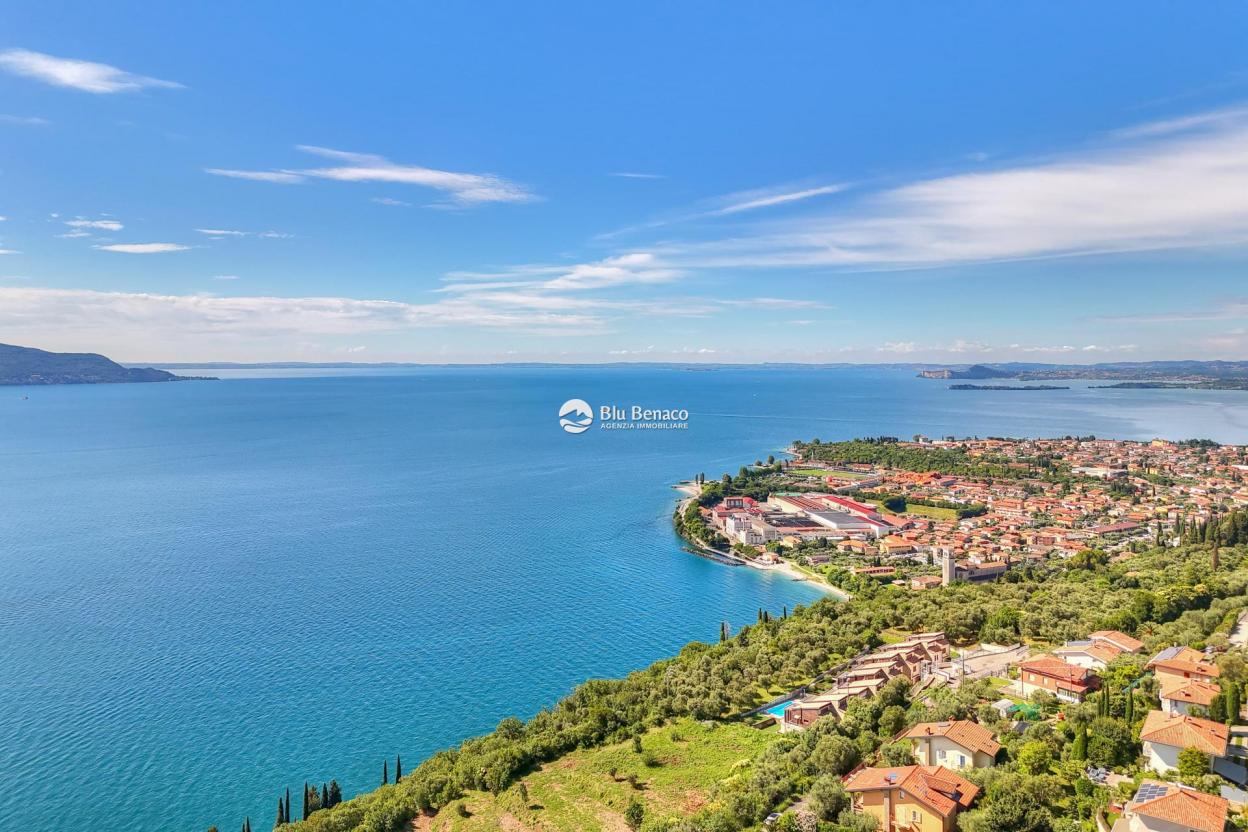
559, 398, 593, 434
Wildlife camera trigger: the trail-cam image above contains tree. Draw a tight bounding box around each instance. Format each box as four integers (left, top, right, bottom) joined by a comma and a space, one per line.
274, 798, 284, 829
624, 798, 644, 831
878, 704, 906, 738
1072, 722, 1089, 762
964, 789, 1054, 832
879, 741, 915, 767
1087, 717, 1134, 768
327, 781, 342, 808
1017, 740, 1053, 775
808, 774, 849, 821
1178, 746, 1211, 784
810, 733, 859, 775
382, 759, 389, 786
396, 754, 403, 781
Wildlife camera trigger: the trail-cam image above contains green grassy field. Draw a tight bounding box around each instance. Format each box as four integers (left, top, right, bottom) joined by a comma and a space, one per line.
786, 468, 871, 480
861, 497, 959, 521
425, 719, 776, 831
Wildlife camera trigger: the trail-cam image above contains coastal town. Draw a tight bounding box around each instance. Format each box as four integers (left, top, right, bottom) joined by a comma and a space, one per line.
685, 435, 1248, 593
655, 436, 1248, 832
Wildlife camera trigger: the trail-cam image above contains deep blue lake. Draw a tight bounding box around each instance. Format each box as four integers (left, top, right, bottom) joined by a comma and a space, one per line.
3, 366, 1248, 831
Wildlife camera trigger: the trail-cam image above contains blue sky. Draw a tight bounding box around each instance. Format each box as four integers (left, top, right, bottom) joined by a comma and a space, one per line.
2, 2, 1248, 362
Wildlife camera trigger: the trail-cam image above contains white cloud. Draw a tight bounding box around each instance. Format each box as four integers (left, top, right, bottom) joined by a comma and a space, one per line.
371, 197, 411, 206
56, 231, 92, 239
207, 146, 536, 205
205, 169, 305, 184
212, 275, 240, 281
0, 49, 182, 94
878, 341, 919, 354
194, 228, 292, 239
0, 286, 603, 338
0, 114, 50, 126
94, 243, 189, 254
650, 105, 1248, 271
610, 172, 665, 179
0, 248, 20, 255
711, 184, 847, 216
66, 218, 124, 232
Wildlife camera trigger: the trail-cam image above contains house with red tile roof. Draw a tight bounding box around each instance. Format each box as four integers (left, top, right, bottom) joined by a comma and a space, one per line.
845, 766, 978, 832
1016, 655, 1100, 703
1148, 646, 1221, 688
1140, 710, 1230, 776
1116, 780, 1228, 832
1159, 680, 1221, 716
900, 720, 999, 769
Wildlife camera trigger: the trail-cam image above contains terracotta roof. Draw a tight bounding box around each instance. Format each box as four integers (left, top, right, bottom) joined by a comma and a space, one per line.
901, 720, 1001, 757
845, 766, 979, 818
1148, 646, 1221, 679
1160, 679, 1221, 707
1140, 710, 1229, 757
1018, 655, 1096, 687
1128, 781, 1229, 832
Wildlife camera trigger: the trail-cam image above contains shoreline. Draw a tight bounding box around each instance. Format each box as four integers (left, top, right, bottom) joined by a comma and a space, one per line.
671, 481, 850, 599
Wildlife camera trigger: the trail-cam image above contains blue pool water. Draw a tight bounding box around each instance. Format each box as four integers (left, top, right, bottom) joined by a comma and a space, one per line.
765, 700, 794, 719
3, 365, 1248, 831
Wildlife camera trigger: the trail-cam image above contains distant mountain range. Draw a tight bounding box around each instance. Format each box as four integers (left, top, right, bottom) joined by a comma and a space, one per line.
0, 343, 211, 385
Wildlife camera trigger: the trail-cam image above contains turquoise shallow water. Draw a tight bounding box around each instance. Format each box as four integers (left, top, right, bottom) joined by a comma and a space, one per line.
3, 366, 1248, 831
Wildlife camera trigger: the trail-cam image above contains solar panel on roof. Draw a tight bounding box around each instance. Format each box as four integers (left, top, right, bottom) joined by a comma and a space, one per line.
1135, 783, 1170, 802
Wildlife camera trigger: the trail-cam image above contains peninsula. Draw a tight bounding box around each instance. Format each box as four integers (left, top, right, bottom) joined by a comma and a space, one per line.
0, 342, 213, 385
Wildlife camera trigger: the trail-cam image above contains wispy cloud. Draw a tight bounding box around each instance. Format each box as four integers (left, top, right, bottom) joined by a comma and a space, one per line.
0, 49, 182, 94
371, 197, 411, 207
0, 287, 604, 337
204, 168, 305, 184
0, 114, 50, 126
0, 249, 20, 255
710, 184, 848, 216
94, 243, 189, 254
651, 106, 1248, 271
194, 228, 292, 239
66, 218, 123, 232
206, 145, 536, 205
609, 172, 665, 179
212, 274, 240, 281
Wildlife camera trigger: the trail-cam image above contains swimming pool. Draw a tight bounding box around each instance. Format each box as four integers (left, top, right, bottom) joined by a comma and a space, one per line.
764, 700, 794, 719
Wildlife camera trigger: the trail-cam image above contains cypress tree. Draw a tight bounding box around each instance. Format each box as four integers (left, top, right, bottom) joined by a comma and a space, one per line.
329, 780, 342, 808
321, 783, 329, 811
382, 759, 389, 786
284, 789, 290, 827
719, 621, 728, 642
1071, 724, 1087, 761
1124, 688, 1134, 725
302, 782, 309, 821
396, 754, 403, 781
275, 798, 284, 828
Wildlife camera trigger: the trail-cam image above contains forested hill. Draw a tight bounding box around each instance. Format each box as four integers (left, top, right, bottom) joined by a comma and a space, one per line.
0, 343, 206, 385
235, 521, 1248, 832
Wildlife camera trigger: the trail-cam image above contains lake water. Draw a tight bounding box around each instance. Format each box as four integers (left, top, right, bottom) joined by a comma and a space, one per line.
4, 366, 1248, 831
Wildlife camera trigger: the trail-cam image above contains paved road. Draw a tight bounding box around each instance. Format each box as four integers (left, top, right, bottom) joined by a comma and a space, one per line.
1230, 610, 1248, 647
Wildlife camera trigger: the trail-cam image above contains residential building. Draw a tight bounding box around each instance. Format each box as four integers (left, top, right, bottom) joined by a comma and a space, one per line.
1159, 680, 1221, 716
900, 721, 999, 769
1148, 646, 1221, 688
845, 766, 978, 832
1016, 655, 1100, 703
1139, 710, 1229, 776
1117, 781, 1228, 832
